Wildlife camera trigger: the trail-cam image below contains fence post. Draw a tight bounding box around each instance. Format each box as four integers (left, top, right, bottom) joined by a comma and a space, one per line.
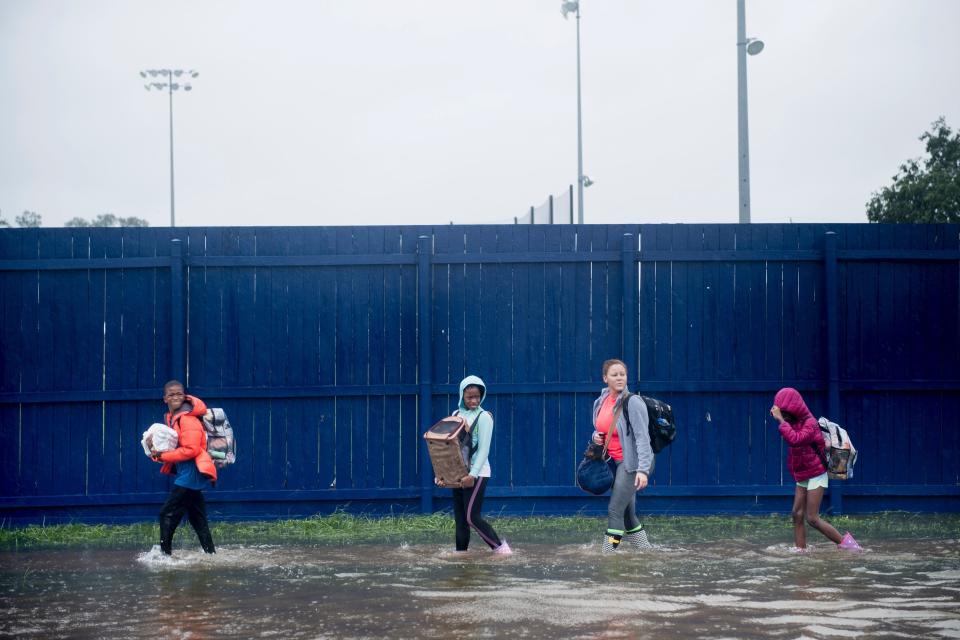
622, 233, 638, 383
417, 235, 434, 513
824, 231, 843, 514
170, 238, 186, 383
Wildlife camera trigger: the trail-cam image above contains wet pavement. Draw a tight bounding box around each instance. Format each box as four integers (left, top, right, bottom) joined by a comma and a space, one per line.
1, 534, 958, 639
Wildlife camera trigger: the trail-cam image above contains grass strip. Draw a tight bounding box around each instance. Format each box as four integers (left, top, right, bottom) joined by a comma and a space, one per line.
1, 511, 957, 550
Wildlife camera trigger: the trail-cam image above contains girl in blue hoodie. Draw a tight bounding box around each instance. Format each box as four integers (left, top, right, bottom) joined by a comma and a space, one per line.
439, 375, 511, 554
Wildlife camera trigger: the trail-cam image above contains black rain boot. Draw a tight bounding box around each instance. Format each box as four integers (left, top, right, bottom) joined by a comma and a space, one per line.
159, 515, 177, 555
195, 524, 216, 554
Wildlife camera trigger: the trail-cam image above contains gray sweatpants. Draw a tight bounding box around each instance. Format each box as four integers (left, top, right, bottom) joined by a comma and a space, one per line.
607, 461, 641, 533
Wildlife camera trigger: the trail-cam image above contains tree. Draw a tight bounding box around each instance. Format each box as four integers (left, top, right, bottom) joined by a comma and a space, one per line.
64, 214, 150, 227
0, 210, 42, 227
114, 215, 149, 227
867, 117, 960, 223
15, 210, 42, 227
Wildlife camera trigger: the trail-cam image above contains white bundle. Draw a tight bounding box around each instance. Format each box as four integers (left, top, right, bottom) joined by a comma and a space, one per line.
141, 423, 179, 457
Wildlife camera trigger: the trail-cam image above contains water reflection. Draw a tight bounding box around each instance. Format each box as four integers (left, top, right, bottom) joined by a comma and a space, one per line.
1, 537, 958, 638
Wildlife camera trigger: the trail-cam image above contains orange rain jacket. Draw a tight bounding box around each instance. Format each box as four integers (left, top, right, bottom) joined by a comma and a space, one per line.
157, 394, 218, 483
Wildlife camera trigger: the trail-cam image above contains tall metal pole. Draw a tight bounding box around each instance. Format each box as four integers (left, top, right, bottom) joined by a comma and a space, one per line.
575, 4, 584, 224
168, 72, 176, 228
142, 68, 196, 226
736, 0, 751, 224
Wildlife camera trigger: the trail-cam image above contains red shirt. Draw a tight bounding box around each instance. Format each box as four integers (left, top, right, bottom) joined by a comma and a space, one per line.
595, 393, 623, 461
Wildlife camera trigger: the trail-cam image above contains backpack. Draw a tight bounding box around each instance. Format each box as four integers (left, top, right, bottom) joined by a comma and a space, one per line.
202, 408, 237, 469
452, 410, 482, 462
624, 393, 677, 454
812, 417, 857, 480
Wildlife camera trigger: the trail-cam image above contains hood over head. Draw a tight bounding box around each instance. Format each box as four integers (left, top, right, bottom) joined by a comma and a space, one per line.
774, 387, 813, 423
458, 375, 487, 412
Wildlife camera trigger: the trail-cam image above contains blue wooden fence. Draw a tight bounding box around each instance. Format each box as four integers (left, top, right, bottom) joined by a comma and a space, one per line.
1, 224, 958, 524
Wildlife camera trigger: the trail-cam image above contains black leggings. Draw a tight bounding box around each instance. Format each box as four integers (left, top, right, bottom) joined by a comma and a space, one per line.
451, 477, 502, 551
158, 485, 216, 554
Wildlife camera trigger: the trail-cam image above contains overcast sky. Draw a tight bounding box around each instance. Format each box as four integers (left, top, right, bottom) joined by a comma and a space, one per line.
1, 0, 959, 229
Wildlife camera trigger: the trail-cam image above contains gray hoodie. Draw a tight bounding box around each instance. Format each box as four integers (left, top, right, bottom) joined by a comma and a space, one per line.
592, 388, 655, 476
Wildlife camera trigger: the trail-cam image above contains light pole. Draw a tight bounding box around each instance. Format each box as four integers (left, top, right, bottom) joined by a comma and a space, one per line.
562, 1, 589, 224
140, 69, 198, 227
736, 0, 763, 223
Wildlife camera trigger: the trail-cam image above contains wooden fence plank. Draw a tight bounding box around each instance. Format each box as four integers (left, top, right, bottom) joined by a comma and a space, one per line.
637, 226, 656, 383
184, 228, 210, 387
796, 225, 823, 381
542, 228, 564, 486
1, 232, 25, 494
432, 225, 455, 385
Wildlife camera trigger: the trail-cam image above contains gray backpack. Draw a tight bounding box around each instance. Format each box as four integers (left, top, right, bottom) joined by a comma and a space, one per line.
813, 417, 857, 480
202, 408, 237, 468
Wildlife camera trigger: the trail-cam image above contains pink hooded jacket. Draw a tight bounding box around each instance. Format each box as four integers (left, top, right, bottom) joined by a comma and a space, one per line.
774, 387, 826, 482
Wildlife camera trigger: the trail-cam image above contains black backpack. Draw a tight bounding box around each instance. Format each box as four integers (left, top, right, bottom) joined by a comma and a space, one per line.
624, 393, 677, 454
452, 410, 483, 463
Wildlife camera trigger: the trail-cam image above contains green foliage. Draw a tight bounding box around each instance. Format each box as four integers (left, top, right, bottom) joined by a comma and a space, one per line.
867, 117, 960, 223
64, 213, 149, 227
0, 211, 149, 228
15, 210, 42, 227
1, 210, 42, 227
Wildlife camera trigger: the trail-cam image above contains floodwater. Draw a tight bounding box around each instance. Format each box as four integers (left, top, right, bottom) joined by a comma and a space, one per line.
1, 534, 958, 639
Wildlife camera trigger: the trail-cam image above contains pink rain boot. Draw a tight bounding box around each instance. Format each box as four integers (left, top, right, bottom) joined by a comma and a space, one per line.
838, 532, 862, 551
493, 541, 512, 555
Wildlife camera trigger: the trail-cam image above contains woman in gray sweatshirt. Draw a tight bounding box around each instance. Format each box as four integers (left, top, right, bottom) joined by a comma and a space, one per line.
590, 359, 655, 554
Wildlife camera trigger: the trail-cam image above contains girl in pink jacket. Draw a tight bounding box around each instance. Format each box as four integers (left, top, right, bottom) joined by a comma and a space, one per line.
772, 387, 860, 552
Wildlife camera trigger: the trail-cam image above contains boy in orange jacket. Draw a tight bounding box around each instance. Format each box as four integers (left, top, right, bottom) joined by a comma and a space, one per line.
150, 380, 217, 555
